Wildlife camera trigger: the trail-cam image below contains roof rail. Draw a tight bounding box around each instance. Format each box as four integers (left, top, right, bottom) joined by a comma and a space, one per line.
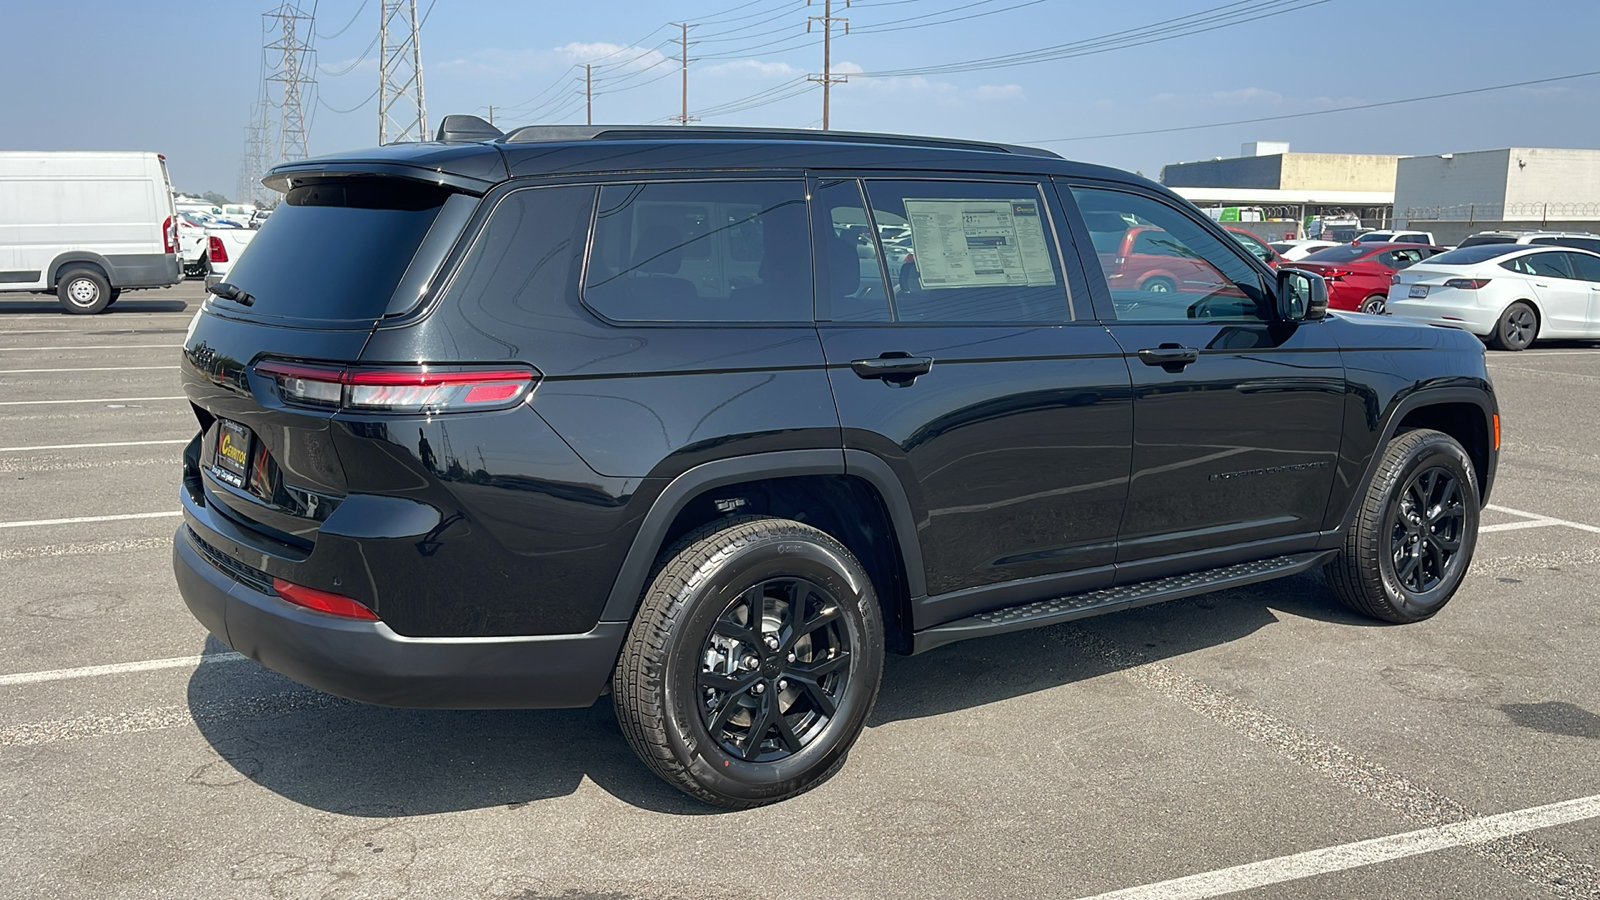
496, 124, 1060, 158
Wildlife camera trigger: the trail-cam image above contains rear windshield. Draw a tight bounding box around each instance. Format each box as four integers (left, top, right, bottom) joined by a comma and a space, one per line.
1427, 244, 1525, 265
1458, 234, 1518, 247
1301, 245, 1372, 263
223, 180, 458, 323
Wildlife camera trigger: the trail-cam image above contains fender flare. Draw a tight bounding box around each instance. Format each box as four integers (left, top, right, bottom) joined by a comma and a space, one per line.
47, 252, 114, 287
599, 449, 928, 622
1329, 385, 1497, 538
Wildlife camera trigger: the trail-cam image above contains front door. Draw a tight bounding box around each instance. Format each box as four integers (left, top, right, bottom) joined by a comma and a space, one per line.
812, 175, 1133, 627
1061, 182, 1346, 581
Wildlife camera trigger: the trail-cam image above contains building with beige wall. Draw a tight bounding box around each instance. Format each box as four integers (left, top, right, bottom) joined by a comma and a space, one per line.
1395, 148, 1600, 228
1159, 143, 1399, 233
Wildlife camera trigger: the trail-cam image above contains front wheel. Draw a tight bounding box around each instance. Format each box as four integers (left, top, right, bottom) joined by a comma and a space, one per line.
1487, 301, 1537, 351
1143, 277, 1175, 294
1324, 428, 1479, 623
613, 517, 884, 808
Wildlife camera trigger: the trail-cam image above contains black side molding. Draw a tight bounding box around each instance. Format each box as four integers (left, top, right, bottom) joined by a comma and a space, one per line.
910, 550, 1337, 654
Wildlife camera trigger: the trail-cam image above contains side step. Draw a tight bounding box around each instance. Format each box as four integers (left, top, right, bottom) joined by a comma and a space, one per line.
911, 551, 1336, 654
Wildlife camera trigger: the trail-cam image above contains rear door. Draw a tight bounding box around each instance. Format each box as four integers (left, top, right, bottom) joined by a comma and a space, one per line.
1059, 181, 1345, 580
814, 174, 1132, 626
182, 177, 478, 546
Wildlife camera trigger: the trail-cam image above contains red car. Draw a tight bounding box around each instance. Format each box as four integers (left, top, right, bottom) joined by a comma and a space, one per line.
1284, 243, 1446, 314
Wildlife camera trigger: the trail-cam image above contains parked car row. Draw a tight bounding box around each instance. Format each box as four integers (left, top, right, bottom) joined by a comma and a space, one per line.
1388, 243, 1600, 350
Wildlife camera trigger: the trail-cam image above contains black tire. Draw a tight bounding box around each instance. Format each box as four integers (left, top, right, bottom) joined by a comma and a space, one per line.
1144, 277, 1176, 294
56, 267, 112, 314
1324, 428, 1479, 623
613, 516, 884, 808
1359, 295, 1386, 315
106, 288, 122, 307
1487, 301, 1537, 351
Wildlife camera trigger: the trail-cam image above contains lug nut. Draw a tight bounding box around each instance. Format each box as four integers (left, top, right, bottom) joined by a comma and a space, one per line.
764, 635, 780, 651
777, 679, 788, 692
751, 683, 765, 695
786, 651, 796, 663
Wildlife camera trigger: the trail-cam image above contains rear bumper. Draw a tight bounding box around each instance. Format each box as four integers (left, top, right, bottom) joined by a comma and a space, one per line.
173, 525, 625, 709
1386, 292, 1498, 336
106, 252, 182, 289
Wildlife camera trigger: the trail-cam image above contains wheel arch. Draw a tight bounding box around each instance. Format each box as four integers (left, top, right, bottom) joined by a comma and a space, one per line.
47, 252, 114, 287
600, 450, 926, 655
1334, 388, 1497, 535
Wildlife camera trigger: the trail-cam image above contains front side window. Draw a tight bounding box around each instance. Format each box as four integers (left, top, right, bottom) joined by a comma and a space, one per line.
863, 180, 1071, 323
583, 180, 810, 323
1068, 186, 1269, 322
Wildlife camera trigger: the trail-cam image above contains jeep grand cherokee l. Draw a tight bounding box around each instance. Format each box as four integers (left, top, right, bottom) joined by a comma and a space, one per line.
174, 119, 1498, 808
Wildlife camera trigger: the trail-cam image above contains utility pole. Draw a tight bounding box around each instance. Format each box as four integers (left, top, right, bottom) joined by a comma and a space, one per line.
237, 101, 273, 204
586, 64, 593, 125
669, 23, 699, 125
487, 105, 494, 126
378, 0, 428, 144
264, 3, 316, 161
807, 0, 850, 130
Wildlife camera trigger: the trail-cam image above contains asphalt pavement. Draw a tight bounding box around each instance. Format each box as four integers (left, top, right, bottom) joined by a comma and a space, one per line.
1, 284, 1597, 900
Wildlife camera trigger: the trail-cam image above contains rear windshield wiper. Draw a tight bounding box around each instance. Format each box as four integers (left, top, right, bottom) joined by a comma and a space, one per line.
206, 282, 256, 307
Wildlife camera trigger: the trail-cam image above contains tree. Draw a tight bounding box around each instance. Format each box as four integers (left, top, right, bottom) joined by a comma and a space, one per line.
201, 191, 230, 206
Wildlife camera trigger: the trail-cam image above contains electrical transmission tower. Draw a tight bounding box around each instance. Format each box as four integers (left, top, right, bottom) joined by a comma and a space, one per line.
264, 3, 316, 162
236, 102, 273, 204
807, 0, 849, 130
379, 0, 428, 143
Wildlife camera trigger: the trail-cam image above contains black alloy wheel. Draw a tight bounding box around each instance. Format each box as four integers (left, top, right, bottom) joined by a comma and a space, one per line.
698, 577, 851, 762
1388, 466, 1466, 594
613, 517, 884, 808
1489, 301, 1537, 351
1324, 427, 1480, 623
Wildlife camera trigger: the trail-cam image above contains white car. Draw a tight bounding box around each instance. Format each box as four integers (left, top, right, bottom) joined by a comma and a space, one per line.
1387, 244, 1600, 350
1356, 229, 1436, 246
1270, 239, 1342, 260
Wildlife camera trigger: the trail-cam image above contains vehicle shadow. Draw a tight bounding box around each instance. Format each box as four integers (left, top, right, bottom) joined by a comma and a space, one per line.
186, 571, 1368, 816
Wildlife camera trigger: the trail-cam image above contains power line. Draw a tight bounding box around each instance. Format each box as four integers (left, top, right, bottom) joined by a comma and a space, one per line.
317, 0, 369, 38
1027, 68, 1600, 144
851, 0, 1051, 34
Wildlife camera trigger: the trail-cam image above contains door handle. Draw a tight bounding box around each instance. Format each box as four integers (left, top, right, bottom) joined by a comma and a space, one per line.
851, 353, 933, 384
1137, 344, 1200, 372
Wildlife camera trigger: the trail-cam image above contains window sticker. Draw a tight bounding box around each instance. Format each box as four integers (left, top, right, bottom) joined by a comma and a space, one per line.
901, 198, 1056, 289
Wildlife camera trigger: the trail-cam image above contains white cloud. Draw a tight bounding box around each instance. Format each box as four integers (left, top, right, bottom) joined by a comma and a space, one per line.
703, 59, 802, 78
1211, 87, 1283, 105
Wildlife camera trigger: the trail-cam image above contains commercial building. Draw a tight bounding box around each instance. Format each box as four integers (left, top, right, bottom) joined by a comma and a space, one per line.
1160, 143, 1399, 236
1394, 147, 1600, 243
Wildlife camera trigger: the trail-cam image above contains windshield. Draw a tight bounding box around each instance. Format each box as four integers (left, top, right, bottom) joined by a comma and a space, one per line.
223, 180, 462, 324
1300, 245, 1373, 264
1353, 232, 1391, 243
1426, 244, 1526, 266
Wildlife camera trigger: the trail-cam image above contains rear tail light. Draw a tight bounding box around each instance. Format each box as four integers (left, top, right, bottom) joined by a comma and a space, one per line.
272, 577, 379, 620
207, 235, 228, 263
162, 216, 175, 254
1444, 278, 1491, 290
1323, 268, 1349, 281
255, 360, 538, 413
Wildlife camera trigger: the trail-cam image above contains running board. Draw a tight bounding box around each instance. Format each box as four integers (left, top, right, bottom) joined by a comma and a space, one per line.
911, 551, 1337, 654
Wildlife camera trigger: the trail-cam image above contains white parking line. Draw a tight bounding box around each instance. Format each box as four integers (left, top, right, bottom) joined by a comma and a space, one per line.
1484, 503, 1600, 535
0, 395, 186, 406
0, 439, 189, 453
0, 344, 180, 351
1071, 793, 1600, 900
0, 511, 180, 529
1479, 520, 1561, 533
0, 365, 180, 374
0, 653, 246, 687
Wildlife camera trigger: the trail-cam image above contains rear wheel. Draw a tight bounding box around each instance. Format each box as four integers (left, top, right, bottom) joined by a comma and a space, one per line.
1487, 301, 1537, 351
1325, 428, 1479, 623
56, 267, 111, 314
1360, 294, 1386, 315
613, 516, 884, 808
1144, 277, 1175, 294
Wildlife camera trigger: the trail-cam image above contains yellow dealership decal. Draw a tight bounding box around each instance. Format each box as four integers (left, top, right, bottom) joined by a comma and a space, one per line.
218, 432, 248, 467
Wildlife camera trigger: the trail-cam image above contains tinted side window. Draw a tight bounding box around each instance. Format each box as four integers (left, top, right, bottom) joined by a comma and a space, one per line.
1524, 252, 1576, 279
813, 179, 891, 322
1068, 186, 1269, 322
583, 180, 811, 323
863, 180, 1071, 323
437, 185, 592, 323
1571, 252, 1600, 282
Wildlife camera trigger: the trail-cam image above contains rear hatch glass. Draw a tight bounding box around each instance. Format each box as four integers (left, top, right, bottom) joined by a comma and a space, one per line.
221, 179, 472, 328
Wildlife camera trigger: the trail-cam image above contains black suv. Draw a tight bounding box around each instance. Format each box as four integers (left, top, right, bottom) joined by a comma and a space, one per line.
174, 120, 1497, 807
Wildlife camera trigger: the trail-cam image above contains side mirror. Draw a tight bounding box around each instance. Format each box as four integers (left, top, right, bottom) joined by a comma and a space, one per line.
1277, 268, 1328, 322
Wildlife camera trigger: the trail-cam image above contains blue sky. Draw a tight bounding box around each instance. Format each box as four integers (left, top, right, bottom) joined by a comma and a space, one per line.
3, 0, 1598, 197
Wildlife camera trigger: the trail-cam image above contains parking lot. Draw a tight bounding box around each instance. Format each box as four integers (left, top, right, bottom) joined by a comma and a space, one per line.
2, 286, 1598, 899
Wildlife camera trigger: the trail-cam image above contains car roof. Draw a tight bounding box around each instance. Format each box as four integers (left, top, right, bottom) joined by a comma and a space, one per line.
261, 125, 1158, 197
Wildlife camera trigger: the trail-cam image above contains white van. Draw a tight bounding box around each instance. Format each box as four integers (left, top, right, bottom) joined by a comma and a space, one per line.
0, 151, 183, 313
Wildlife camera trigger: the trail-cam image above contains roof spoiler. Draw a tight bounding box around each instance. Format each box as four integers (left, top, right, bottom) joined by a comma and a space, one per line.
435, 114, 504, 143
